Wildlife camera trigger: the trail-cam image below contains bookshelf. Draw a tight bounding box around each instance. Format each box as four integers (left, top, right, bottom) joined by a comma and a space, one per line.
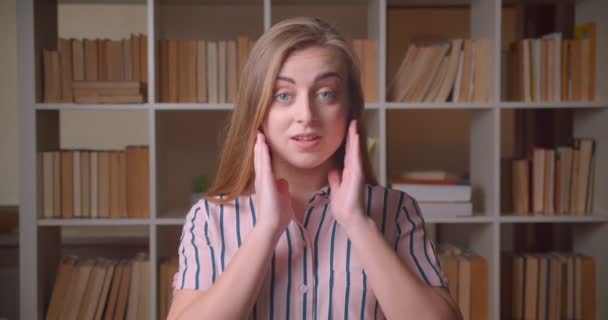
17, 0, 606, 319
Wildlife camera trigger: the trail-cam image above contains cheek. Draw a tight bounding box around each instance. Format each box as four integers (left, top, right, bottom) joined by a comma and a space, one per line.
322, 100, 348, 121
326, 109, 348, 145
329, 106, 348, 131
261, 109, 279, 135
337, 108, 349, 144
261, 109, 286, 148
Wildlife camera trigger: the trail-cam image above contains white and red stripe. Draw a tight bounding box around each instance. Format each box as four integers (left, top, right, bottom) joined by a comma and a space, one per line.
174, 184, 448, 319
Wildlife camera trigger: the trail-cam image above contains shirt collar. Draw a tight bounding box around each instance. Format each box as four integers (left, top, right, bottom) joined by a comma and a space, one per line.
246, 184, 332, 205
308, 185, 331, 205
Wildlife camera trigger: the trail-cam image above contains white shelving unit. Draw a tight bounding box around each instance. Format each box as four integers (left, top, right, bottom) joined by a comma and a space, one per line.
18, 0, 607, 319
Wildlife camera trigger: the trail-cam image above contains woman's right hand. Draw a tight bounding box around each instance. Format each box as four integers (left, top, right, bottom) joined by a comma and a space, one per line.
253, 131, 294, 236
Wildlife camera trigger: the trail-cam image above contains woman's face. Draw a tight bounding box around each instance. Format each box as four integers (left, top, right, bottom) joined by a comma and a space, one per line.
262, 46, 349, 171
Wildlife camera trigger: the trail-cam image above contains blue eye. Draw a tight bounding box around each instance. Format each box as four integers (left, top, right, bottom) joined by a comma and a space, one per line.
276, 93, 290, 102
318, 91, 336, 101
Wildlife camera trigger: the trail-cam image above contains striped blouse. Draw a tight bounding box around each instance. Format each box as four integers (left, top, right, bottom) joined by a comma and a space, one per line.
173, 184, 448, 319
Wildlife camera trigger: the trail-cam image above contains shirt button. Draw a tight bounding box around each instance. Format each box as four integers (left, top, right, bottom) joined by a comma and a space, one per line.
299, 284, 308, 294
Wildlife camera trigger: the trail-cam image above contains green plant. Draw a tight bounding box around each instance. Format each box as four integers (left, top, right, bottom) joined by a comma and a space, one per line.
192, 175, 210, 193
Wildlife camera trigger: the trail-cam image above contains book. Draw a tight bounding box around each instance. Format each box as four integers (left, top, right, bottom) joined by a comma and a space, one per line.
438, 246, 488, 320
178, 40, 197, 103
574, 23, 596, 101
400, 170, 462, 181
46, 256, 78, 320
391, 183, 471, 202
501, 252, 596, 320
196, 40, 207, 103
207, 41, 219, 103
417, 201, 473, 218
74, 95, 144, 104
58, 38, 73, 102
512, 159, 529, 214
72, 80, 142, 90
168, 39, 179, 102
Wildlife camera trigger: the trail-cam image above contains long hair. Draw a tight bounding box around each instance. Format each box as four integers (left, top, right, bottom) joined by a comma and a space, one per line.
205, 17, 378, 205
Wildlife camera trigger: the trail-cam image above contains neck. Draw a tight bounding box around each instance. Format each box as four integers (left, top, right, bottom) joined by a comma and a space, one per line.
271, 156, 334, 201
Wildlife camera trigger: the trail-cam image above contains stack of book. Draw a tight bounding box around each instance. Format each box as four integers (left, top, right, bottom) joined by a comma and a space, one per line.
37, 146, 150, 219
156, 37, 378, 104
46, 253, 150, 320
391, 170, 473, 218
388, 38, 491, 103
511, 138, 595, 215
159, 257, 179, 320
157, 36, 255, 104
42, 34, 148, 103
73, 80, 144, 104
502, 252, 596, 320
438, 244, 488, 320
506, 22, 597, 102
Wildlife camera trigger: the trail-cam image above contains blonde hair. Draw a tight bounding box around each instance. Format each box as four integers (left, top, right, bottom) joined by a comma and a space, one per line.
205, 17, 378, 205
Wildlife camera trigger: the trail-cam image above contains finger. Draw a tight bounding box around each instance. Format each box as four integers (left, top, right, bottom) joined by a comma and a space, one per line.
259, 132, 274, 183
346, 120, 356, 168
352, 137, 363, 178
343, 122, 351, 167
351, 122, 362, 171
353, 132, 362, 172
254, 134, 261, 189
254, 134, 258, 171
351, 118, 357, 134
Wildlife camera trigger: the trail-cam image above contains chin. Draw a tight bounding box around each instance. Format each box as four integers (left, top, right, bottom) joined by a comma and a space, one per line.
287, 160, 323, 170
285, 156, 329, 170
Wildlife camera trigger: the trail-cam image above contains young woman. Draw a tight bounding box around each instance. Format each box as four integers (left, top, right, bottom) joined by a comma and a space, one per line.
168, 17, 461, 320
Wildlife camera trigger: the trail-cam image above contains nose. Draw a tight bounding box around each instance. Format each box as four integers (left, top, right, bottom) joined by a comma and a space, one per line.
295, 93, 315, 124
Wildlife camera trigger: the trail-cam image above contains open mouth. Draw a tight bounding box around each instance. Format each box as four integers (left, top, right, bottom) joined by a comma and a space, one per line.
291, 135, 321, 149
292, 136, 319, 141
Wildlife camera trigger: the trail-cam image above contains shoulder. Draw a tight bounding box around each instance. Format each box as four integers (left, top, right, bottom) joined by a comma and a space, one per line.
181, 199, 209, 230
187, 194, 254, 224
192, 194, 241, 213
180, 196, 239, 243
364, 184, 417, 208
182, 196, 225, 225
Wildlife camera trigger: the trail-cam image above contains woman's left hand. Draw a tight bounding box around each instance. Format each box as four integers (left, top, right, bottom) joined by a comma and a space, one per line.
328, 119, 366, 229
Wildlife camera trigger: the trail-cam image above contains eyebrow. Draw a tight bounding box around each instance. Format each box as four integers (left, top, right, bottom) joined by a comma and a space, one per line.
276, 71, 342, 84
